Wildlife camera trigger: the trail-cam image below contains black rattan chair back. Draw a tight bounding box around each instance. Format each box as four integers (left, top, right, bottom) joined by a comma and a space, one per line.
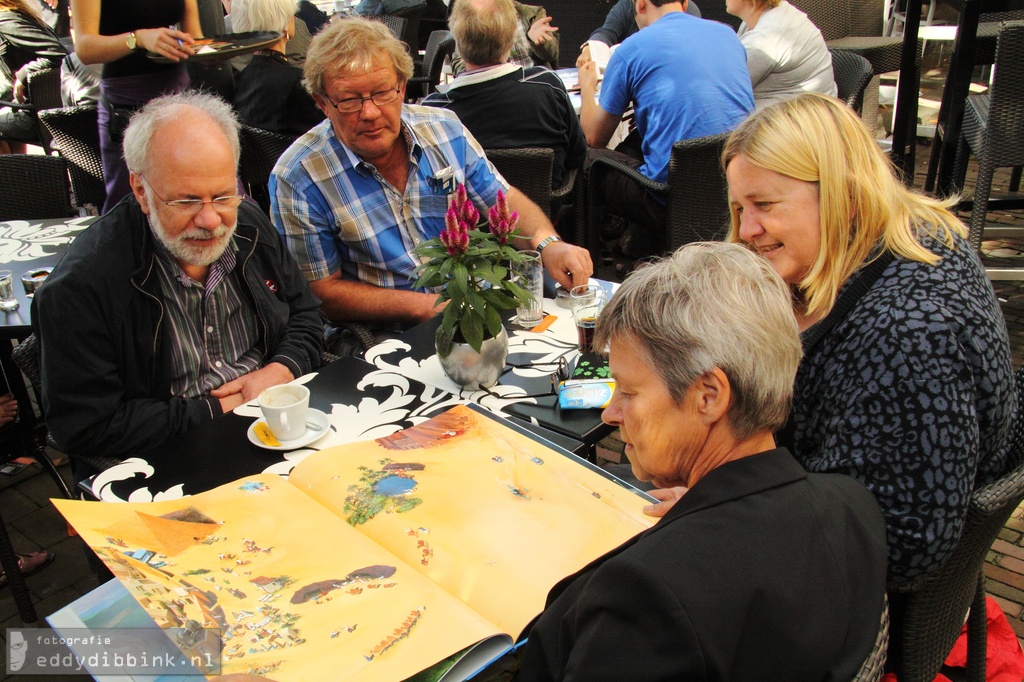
890, 365, 1024, 682
410, 30, 455, 100
0, 155, 74, 220
664, 132, 731, 249
38, 105, 105, 212
953, 21, 1024, 254
486, 147, 554, 217
830, 48, 873, 114
239, 124, 299, 215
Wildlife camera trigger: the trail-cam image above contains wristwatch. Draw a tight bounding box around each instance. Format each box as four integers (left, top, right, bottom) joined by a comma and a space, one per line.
536, 235, 561, 255
125, 32, 138, 51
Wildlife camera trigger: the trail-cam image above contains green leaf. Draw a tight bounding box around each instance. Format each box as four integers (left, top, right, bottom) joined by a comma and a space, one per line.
460, 313, 484, 352
484, 305, 503, 338
435, 324, 453, 358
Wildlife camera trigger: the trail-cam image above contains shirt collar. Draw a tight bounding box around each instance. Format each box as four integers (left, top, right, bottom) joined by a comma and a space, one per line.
447, 63, 521, 90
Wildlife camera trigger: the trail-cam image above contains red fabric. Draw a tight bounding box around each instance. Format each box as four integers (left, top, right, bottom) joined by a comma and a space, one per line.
881, 596, 1024, 682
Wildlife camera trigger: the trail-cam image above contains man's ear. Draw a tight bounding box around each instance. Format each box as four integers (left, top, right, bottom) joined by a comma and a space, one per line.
311, 93, 332, 117
129, 172, 150, 215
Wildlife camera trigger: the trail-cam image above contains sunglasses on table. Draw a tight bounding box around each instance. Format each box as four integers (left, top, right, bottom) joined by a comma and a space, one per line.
481, 357, 572, 399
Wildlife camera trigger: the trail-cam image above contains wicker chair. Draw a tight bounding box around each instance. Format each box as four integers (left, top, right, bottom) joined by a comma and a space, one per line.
788, 0, 914, 130
0, 66, 64, 152
38, 105, 106, 212
238, 124, 298, 216
584, 132, 731, 262
409, 30, 456, 101
484, 147, 577, 222
10, 334, 113, 498
951, 21, 1024, 275
830, 48, 874, 114
0, 155, 74, 220
852, 594, 890, 682
888, 364, 1024, 682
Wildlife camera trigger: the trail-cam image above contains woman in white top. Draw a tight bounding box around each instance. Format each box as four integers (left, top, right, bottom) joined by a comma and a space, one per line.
727, 0, 836, 109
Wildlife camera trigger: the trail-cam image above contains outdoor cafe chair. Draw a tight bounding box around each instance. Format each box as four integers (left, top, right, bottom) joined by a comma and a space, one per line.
409, 29, 455, 101
830, 48, 874, 115
0, 154, 74, 221
584, 131, 731, 264
887, 364, 1024, 682
38, 105, 106, 213
951, 20, 1024, 276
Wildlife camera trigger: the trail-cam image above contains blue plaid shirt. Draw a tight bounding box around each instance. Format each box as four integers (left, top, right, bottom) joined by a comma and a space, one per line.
270, 105, 508, 290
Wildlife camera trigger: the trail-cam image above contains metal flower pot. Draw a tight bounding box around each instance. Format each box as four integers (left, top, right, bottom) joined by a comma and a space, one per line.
437, 325, 509, 389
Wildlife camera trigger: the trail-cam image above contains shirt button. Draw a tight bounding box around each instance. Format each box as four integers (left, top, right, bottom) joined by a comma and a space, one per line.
215, 361, 223, 368
206, 326, 214, 333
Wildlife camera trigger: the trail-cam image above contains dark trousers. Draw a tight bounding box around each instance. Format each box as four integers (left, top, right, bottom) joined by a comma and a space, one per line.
584, 142, 666, 257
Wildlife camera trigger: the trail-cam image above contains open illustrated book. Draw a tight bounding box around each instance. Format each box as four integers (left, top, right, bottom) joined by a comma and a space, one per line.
53, 405, 656, 681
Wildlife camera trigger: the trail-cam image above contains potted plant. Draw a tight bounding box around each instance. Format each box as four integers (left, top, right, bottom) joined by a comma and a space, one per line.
411, 184, 536, 388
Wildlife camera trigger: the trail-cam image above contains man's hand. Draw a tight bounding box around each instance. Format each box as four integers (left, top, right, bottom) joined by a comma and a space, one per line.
540, 240, 592, 290
578, 60, 599, 97
13, 79, 26, 103
211, 362, 295, 413
576, 43, 592, 68
528, 15, 557, 45
643, 486, 688, 517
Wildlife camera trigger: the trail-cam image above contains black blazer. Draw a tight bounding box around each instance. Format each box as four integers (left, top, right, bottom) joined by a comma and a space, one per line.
517, 448, 887, 682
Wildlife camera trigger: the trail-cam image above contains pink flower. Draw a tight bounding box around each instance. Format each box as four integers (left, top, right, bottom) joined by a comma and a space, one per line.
487, 191, 518, 244
440, 204, 470, 256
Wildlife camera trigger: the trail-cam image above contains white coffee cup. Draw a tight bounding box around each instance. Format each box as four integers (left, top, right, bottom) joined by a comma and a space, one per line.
257, 384, 310, 441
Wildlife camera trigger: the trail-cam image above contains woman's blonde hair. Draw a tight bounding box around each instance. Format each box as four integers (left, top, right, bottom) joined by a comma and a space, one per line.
723, 93, 965, 319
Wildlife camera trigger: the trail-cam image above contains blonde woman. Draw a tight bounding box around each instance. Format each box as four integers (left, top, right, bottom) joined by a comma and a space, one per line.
725, 0, 835, 109
721, 93, 1015, 590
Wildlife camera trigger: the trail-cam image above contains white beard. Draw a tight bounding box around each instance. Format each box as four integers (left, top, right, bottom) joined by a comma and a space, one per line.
145, 190, 237, 267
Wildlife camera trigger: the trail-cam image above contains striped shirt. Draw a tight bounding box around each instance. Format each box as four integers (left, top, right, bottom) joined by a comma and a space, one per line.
152, 235, 262, 399
270, 105, 509, 290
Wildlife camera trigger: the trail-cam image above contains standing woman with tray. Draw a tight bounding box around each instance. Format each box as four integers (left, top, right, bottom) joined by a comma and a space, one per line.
70, 0, 201, 212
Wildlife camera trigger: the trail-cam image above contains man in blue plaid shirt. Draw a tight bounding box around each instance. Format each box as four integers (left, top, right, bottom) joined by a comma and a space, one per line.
271, 17, 592, 347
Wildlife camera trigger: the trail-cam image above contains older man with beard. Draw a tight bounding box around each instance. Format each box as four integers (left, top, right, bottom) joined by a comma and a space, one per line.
32, 91, 324, 483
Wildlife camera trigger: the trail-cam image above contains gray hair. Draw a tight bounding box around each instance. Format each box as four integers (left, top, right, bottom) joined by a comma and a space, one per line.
594, 242, 803, 439
231, 0, 298, 33
303, 16, 414, 98
122, 91, 241, 177
450, 0, 518, 67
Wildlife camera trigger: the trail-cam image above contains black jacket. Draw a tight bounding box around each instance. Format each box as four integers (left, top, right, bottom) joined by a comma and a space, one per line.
518, 449, 888, 681
32, 197, 325, 464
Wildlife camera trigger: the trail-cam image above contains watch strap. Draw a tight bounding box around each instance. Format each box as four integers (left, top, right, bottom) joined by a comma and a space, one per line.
536, 235, 561, 254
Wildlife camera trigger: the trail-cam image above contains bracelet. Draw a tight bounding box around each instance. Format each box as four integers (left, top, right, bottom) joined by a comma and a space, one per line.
536, 235, 561, 255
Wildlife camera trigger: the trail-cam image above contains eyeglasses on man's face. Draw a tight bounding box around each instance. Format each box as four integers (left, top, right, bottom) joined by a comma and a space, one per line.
324, 84, 402, 113
141, 176, 244, 216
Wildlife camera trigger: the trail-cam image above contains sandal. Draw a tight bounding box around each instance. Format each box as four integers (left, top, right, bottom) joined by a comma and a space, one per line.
0, 549, 55, 588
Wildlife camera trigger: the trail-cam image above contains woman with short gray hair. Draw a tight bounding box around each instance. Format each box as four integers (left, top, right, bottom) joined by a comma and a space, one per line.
517, 241, 887, 681
232, 0, 325, 136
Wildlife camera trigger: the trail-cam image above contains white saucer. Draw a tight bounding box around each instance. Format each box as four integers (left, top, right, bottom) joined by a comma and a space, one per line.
247, 408, 331, 451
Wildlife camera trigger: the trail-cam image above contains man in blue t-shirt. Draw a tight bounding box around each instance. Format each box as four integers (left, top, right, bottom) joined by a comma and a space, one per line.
579, 0, 752, 257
